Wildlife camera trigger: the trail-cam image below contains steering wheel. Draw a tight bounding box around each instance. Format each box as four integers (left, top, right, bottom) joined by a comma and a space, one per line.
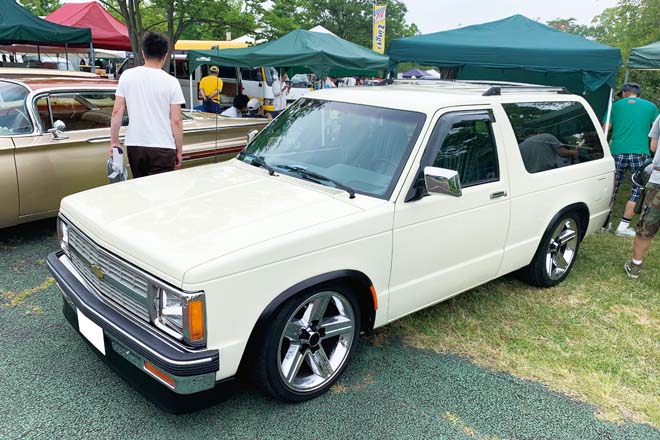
373, 158, 398, 174
6, 107, 32, 133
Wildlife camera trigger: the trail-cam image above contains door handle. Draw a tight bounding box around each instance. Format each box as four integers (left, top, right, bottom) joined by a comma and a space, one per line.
490, 191, 507, 199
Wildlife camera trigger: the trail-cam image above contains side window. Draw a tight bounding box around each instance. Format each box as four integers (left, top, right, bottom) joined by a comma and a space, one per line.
502, 101, 604, 174
34, 92, 126, 132
425, 112, 499, 187
217, 66, 237, 80
240, 68, 262, 82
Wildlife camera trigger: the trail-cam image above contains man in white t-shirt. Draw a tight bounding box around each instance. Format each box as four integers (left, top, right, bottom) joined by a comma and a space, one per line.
220, 94, 249, 118
110, 31, 185, 178
625, 115, 660, 279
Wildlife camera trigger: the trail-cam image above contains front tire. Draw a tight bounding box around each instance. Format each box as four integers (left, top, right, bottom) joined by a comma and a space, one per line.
254, 284, 361, 402
517, 212, 581, 288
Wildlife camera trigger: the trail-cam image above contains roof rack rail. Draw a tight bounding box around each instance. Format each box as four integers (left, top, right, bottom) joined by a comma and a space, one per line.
481, 85, 570, 96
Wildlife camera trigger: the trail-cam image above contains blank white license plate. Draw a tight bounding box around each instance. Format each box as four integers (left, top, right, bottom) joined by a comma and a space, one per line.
77, 308, 106, 355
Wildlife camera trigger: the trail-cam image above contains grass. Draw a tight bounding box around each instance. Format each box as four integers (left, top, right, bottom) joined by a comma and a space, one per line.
388, 181, 660, 427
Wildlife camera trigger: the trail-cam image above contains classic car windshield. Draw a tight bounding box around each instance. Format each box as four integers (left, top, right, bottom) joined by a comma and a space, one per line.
240, 98, 425, 199
0, 82, 33, 136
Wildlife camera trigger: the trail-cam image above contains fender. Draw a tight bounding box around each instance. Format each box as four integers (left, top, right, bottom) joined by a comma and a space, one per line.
238, 269, 377, 373
528, 202, 590, 266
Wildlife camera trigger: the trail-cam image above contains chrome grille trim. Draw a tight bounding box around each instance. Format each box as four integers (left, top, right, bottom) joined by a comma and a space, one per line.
68, 227, 151, 322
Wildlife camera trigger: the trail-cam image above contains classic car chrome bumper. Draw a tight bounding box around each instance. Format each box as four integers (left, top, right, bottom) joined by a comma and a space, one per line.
47, 251, 219, 395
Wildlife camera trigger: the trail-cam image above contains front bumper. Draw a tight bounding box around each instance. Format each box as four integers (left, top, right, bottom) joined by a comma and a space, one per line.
47, 251, 219, 395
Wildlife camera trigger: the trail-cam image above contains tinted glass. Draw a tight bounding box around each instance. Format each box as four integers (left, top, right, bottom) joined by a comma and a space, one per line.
240, 98, 426, 199
503, 101, 604, 174
427, 117, 499, 186
0, 82, 33, 135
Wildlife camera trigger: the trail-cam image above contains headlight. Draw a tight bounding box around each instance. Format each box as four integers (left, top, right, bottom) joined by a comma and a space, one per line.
264, 98, 273, 106
154, 288, 206, 347
57, 217, 70, 255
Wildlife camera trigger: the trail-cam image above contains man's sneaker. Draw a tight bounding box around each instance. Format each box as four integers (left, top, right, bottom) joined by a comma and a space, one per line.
624, 261, 642, 280
615, 226, 636, 237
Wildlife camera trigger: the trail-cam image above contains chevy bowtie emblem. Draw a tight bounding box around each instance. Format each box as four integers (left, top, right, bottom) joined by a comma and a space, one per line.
91, 264, 105, 280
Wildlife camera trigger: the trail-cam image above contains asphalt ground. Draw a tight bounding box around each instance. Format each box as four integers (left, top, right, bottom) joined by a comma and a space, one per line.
1, 220, 659, 440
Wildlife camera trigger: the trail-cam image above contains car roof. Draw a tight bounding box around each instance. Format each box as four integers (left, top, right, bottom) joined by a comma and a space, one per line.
2, 77, 117, 91
308, 80, 585, 114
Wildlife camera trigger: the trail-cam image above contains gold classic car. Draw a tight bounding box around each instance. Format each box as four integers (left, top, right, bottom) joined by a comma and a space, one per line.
0, 78, 267, 229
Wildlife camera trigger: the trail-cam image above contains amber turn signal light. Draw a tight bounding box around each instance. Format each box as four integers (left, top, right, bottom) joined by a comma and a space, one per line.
144, 361, 175, 388
187, 299, 205, 341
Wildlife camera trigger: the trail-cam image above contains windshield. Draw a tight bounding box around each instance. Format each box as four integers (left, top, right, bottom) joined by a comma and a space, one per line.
0, 82, 33, 136
240, 98, 426, 199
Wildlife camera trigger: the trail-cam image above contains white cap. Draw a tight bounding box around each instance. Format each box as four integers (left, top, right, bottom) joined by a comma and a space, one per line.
247, 98, 261, 111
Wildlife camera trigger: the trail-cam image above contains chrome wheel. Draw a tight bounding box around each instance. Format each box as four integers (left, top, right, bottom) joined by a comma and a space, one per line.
277, 291, 356, 393
545, 218, 578, 280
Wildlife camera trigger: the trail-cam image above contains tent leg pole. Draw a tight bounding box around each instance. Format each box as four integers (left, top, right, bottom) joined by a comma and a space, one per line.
65, 44, 69, 71
37, 44, 41, 64
624, 69, 630, 83
90, 43, 95, 74
604, 88, 614, 139
189, 73, 193, 110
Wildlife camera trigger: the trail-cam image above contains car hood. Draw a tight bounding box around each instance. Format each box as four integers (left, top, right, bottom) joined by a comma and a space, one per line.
60, 160, 364, 285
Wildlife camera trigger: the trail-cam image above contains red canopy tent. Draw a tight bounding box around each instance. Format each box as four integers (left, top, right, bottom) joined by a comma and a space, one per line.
45, 2, 131, 51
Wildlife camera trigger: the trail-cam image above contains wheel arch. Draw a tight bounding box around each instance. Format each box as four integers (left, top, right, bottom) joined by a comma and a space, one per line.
547, 202, 590, 241
238, 269, 377, 375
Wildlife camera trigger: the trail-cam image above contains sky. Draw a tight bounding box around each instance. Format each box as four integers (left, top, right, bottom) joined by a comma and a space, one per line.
403, 0, 620, 34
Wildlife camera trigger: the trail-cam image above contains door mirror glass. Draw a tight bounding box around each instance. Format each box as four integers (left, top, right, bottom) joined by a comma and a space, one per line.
247, 129, 259, 144
424, 166, 462, 197
53, 119, 66, 132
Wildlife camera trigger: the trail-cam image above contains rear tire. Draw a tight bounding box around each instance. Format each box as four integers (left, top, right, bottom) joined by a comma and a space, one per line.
254, 283, 361, 402
517, 212, 582, 288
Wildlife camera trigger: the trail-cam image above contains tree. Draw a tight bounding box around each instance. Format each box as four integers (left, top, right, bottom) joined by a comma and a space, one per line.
258, 0, 418, 49
99, 0, 255, 64
546, 18, 593, 37
549, 0, 660, 105
18, 0, 60, 17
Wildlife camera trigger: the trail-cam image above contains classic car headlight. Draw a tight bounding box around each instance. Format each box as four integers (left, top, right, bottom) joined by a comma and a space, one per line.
57, 217, 70, 256
264, 98, 273, 106
155, 288, 206, 346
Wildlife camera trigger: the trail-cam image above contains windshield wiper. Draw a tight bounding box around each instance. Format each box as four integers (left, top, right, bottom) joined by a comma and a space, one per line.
277, 165, 356, 199
241, 153, 277, 176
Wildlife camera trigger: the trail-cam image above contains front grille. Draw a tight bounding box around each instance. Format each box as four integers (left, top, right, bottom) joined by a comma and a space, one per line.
69, 228, 151, 322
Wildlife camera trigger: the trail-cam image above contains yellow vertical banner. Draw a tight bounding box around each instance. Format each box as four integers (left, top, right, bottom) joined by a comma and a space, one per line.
373, 4, 387, 54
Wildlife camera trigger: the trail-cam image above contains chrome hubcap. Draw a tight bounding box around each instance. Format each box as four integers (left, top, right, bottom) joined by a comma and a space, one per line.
545, 219, 578, 280
278, 291, 355, 393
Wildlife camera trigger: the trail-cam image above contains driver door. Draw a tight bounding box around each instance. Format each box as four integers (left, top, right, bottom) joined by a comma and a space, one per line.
13, 90, 121, 217
388, 108, 511, 320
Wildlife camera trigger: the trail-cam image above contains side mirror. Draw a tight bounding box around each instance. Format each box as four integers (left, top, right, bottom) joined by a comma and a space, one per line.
247, 129, 259, 144
424, 166, 462, 197
48, 120, 68, 140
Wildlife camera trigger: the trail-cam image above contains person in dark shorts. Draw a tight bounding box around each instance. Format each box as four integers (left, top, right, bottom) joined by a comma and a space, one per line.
625, 116, 660, 279
110, 31, 185, 178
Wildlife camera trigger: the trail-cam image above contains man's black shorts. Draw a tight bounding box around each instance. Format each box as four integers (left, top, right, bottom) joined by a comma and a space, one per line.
127, 146, 176, 179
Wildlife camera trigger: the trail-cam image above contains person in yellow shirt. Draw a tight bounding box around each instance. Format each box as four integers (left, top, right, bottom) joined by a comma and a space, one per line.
199, 65, 223, 113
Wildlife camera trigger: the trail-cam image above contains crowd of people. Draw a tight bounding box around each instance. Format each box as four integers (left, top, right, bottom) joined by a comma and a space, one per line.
606, 83, 660, 280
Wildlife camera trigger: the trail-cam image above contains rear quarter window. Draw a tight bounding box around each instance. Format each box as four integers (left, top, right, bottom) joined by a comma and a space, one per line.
502, 101, 604, 174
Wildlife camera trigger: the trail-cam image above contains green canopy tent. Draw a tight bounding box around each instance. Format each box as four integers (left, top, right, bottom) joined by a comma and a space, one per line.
0, 0, 92, 69
187, 29, 388, 105
389, 15, 622, 120
629, 41, 660, 70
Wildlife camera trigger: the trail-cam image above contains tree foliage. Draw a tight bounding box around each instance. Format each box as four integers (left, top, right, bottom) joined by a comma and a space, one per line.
98, 0, 255, 64
549, 0, 660, 104
255, 0, 418, 49
18, 0, 59, 17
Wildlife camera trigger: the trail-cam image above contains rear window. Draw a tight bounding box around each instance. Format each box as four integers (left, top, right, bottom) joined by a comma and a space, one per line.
502, 101, 604, 174
0, 82, 33, 135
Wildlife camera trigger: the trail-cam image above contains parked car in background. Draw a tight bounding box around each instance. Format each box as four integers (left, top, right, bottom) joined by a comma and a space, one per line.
48, 81, 613, 403
0, 78, 267, 229
0, 67, 98, 79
